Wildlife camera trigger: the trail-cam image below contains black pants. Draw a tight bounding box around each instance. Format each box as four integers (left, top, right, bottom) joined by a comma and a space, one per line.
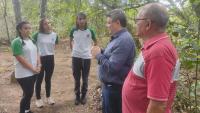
72, 57, 91, 97
17, 75, 36, 113
35, 55, 54, 99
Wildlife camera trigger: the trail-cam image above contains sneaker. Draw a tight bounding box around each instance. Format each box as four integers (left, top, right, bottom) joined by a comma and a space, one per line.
35, 99, 44, 108
46, 97, 55, 105
25, 109, 33, 113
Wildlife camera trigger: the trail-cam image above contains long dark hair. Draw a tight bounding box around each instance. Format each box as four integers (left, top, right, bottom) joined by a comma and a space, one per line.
39, 18, 47, 33
76, 12, 87, 29
16, 21, 30, 45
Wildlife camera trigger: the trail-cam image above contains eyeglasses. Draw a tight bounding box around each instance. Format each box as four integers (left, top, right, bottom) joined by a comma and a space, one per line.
134, 18, 149, 23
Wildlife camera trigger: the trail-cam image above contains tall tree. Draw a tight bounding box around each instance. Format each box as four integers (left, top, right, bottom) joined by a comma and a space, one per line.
11, 0, 22, 83
12, 0, 22, 24
1, 0, 10, 43
40, 0, 47, 18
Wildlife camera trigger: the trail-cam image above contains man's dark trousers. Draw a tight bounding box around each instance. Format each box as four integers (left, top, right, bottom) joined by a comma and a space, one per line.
102, 83, 122, 113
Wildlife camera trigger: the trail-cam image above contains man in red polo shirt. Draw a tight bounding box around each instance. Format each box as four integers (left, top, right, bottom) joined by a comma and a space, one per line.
122, 3, 180, 113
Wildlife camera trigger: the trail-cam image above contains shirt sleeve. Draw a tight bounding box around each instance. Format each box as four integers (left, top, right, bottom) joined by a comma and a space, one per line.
96, 38, 134, 74
11, 38, 23, 56
55, 35, 59, 44
145, 56, 172, 101
32, 32, 38, 44
69, 28, 75, 39
89, 29, 96, 41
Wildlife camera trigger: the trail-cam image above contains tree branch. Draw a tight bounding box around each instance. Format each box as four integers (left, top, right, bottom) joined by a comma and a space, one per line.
123, 2, 150, 10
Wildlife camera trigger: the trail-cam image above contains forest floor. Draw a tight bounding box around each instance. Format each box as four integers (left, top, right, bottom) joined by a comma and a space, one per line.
0, 40, 102, 113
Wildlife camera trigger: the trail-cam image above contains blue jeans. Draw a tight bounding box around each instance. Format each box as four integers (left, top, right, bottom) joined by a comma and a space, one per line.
102, 83, 122, 113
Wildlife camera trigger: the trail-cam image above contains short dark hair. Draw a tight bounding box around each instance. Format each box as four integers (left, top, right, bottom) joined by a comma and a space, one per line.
144, 3, 169, 29
39, 18, 47, 33
107, 9, 127, 27
76, 12, 87, 29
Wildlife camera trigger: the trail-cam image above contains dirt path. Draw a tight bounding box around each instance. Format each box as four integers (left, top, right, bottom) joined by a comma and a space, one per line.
0, 42, 101, 113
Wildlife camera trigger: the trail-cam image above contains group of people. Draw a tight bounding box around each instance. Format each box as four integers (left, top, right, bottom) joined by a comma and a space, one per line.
11, 2, 180, 113
11, 18, 58, 113
92, 3, 180, 113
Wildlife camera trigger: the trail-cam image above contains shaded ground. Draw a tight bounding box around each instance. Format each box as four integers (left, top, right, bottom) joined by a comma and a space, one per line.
0, 40, 101, 113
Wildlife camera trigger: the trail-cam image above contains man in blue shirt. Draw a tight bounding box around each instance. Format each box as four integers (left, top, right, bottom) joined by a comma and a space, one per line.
92, 9, 136, 113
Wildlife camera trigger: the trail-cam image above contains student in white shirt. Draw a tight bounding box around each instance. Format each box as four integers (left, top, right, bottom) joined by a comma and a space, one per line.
11, 21, 41, 113
32, 18, 58, 108
69, 12, 97, 105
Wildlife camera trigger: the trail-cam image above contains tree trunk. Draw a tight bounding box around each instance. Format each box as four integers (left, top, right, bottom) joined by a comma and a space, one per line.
2, 0, 11, 44
11, 0, 22, 83
12, 0, 22, 24
40, 0, 47, 19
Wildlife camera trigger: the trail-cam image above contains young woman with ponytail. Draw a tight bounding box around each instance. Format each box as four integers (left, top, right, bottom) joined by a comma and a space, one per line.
11, 21, 41, 113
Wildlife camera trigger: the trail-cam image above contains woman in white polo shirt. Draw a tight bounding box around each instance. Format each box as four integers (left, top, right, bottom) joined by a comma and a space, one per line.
32, 18, 58, 108
69, 12, 97, 105
11, 21, 41, 113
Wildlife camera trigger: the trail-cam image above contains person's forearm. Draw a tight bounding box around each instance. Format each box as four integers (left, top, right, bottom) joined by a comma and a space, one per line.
147, 105, 165, 113
96, 54, 119, 73
15, 55, 35, 72
37, 53, 41, 67
55, 44, 58, 50
147, 100, 166, 113
69, 40, 73, 50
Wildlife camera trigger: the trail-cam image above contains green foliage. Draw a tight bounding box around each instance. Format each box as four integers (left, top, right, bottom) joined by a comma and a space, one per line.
190, 0, 200, 17
168, 0, 200, 112
21, 0, 40, 29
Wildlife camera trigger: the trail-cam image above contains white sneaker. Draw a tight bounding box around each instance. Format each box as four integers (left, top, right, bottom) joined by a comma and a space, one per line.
35, 99, 44, 108
46, 97, 55, 105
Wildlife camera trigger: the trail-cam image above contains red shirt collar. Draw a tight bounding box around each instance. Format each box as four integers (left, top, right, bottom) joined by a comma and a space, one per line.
142, 32, 169, 50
